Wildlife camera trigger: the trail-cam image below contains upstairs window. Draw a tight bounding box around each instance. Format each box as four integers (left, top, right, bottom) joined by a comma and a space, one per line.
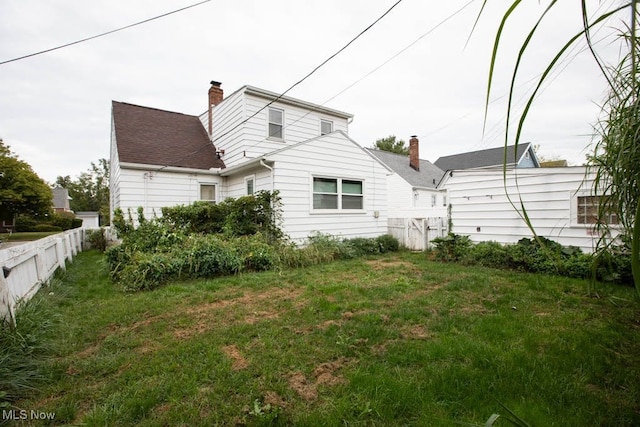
313, 177, 363, 210
321, 119, 333, 135
200, 184, 216, 203
268, 107, 284, 139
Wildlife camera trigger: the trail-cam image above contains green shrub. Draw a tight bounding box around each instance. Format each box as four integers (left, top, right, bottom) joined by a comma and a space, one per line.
15, 214, 36, 232
232, 234, 279, 271
376, 234, 400, 252
87, 228, 107, 252
431, 233, 472, 262
32, 224, 62, 232
51, 211, 75, 230
464, 241, 510, 269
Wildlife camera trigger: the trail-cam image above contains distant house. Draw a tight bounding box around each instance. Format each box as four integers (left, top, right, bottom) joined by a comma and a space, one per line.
366, 137, 449, 250
110, 82, 391, 243
366, 137, 446, 218
434, 142, 539, 171
52, 187, 72, 213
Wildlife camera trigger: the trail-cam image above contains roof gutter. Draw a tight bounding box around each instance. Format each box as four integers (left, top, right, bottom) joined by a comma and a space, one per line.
119, 162, 221, 175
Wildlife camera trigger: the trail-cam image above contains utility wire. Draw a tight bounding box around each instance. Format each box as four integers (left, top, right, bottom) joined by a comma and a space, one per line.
159, 0, 404, 171
0, 0, 212, 65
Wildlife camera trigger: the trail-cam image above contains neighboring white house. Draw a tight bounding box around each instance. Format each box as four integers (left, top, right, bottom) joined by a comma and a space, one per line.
439, 166, 619, 253
110, 82, 391, 243
366, 138, 448, 250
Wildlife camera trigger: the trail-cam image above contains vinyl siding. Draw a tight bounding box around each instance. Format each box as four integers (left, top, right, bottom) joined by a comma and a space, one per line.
265, 132, 387, 243
116, 168, 221, 220
109, 115, 122, 223
441, 167, 618, 253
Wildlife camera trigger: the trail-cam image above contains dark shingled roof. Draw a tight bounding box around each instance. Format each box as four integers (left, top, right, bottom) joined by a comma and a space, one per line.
434, 143, 534, 171
112, 101, 225, 170
366, 148, 445, 188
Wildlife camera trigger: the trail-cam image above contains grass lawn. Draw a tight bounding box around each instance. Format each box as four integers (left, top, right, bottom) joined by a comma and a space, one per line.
0, 231, 61, 242
14, 250, 640, 426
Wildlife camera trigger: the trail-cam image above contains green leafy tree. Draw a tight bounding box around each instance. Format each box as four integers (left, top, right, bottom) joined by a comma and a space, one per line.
0, 139, 53, 221
372, 135, 409, 155
483, 2, 640, 292
55, 159, 109, 225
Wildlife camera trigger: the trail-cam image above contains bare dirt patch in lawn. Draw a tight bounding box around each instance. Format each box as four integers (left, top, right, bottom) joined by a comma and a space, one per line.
365, 259, 417, 271
288, 358, 349, 401
222, 344, 249, 370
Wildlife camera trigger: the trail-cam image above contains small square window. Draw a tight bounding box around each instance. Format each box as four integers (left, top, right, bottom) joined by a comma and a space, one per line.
577, 195, 618, 225
200, 184, 216, 203
321, 119, 333, 135
268, 108, 284, 139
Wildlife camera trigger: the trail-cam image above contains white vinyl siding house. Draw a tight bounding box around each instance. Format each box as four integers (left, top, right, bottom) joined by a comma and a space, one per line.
218, 131, 390, 243
201, 86, 352, 168
439, 167, 619, 253
114, 166, 221, 219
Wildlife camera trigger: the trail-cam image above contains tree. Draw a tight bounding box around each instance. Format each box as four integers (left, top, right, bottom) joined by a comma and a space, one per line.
483, 2, 640, 292
372, 135, 409, 155
55, 159, 110, 225
0, 138, 53, 221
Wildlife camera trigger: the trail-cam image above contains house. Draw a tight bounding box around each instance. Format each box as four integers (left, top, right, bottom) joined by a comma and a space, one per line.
434, 142, 540, 171
52, 187, 72, 213
364, 137, 449, 250
110, 82, 391, 243
438, 166, 619, 253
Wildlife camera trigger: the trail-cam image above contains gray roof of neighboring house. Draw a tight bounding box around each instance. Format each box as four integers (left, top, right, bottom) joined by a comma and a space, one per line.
52, 187, 71, 210
366, 148, 445, 189
112, 101, 225, 170
434, 142, 536, 171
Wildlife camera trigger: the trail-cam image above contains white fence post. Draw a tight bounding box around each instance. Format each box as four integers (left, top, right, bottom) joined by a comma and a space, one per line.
0, 271, 14, 325
55, 237, 66, 270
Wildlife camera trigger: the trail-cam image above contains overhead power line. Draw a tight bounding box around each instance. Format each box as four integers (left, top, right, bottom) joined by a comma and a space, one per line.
159, 0, 405, 171
0, 0, 212, 66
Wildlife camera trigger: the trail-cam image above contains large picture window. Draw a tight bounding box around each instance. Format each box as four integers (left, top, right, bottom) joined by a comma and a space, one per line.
313, 177, 363, 210
268, 107, 284, 139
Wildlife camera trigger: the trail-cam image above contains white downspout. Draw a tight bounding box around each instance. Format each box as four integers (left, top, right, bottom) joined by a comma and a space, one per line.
260, 160, 274, 192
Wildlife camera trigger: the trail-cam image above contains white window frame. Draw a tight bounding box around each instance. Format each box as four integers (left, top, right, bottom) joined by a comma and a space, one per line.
571, 190, 619, 227
431, 194, 437, 207
199, 183, 217, 203
245, 175, 255, 196
311, 175, 365, 213
268, 107, 284, 140
320, 119, 333, 135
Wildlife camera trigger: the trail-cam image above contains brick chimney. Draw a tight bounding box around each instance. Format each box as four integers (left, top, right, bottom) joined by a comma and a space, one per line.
409, 135, 420, 171
208, 81, 223, 135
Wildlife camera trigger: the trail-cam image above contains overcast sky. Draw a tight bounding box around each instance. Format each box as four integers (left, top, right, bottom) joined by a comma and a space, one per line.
0, 0, 626, 183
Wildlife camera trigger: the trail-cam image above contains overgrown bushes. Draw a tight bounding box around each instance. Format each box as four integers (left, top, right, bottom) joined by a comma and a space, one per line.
106, 192, 401, 291
431, 233, 632, 284
15, 212, 82, 232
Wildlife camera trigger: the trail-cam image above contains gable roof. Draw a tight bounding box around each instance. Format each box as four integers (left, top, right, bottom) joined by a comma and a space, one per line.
366, 148, 444, 189
434, 143, 537, 171
112, 101, 225, 170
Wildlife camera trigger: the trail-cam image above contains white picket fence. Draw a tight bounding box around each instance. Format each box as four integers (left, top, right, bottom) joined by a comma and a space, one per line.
0, 229, 85, 325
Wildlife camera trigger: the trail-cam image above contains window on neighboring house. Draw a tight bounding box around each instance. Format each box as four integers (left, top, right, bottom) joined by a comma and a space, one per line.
431, 195, 437, 207
245, 176, 255, 195
577, 195, 618, 225
268, 107, 284, 139
442, 194, 447, 207
313, 177, 363, 210
320, 119, 333, 135
200, 184, 216, 203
